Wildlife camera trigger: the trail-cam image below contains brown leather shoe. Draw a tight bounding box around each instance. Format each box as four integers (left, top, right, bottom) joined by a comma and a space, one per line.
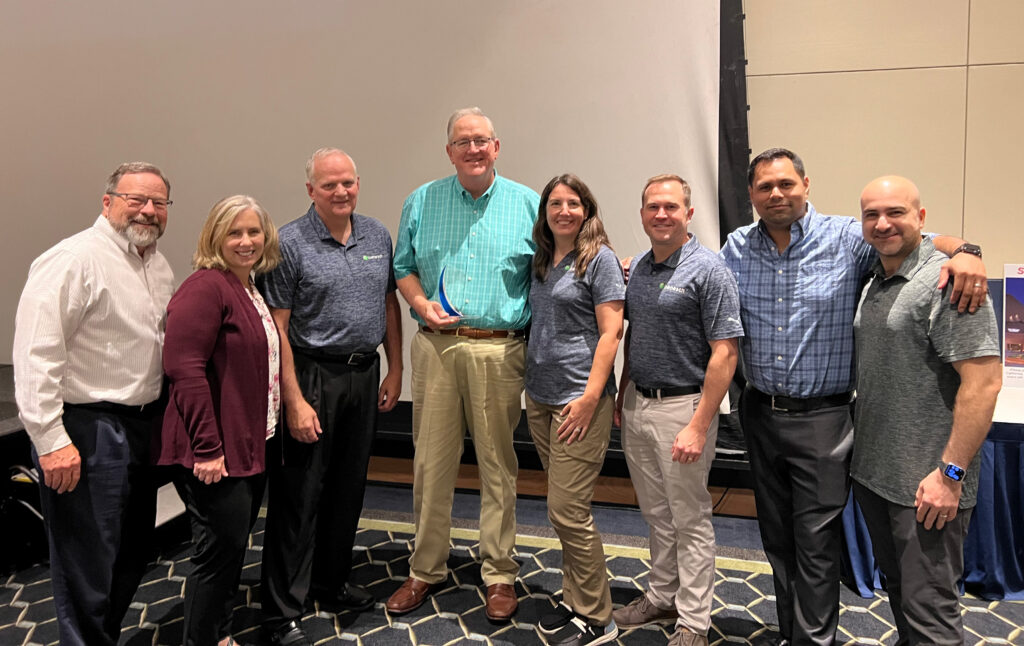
484, 583, 518, 622
386, 577, 441, 615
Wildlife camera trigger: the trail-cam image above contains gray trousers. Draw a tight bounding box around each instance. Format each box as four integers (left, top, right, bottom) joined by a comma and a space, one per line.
853, 482, 971, 646
739, 392, 853, 646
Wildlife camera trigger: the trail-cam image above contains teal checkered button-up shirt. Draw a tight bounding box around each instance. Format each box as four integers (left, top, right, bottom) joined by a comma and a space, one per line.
394, 173, 539, 330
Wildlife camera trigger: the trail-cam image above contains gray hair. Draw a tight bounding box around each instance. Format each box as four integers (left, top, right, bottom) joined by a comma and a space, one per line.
105, 162, 170, 196
446, 107, 496, 142
305, 148, 358, 183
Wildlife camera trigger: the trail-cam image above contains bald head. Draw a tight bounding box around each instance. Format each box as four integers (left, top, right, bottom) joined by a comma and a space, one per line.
861, 175, 921, 211
860, 175, 927, 275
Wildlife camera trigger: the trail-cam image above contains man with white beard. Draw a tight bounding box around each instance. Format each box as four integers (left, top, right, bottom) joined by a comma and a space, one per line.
13, 162, 176, 646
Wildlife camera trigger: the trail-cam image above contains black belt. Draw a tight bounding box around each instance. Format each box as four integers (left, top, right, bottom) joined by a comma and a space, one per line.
747, 386, 853, 413
635, 384, 702, 399
66, 401, 157, 418
293, 347, 379, 368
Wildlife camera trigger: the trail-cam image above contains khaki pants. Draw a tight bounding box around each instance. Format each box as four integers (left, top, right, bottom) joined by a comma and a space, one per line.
408, 331, 525, 585
621, 382, 717, 634
526, 393, 614, 626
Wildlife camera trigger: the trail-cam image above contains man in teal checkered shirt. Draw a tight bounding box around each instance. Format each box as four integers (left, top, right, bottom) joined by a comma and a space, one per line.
387, 107, 539, 623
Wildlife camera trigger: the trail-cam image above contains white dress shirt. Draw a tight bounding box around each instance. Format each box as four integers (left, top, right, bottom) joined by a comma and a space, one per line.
14, 215, 175, 455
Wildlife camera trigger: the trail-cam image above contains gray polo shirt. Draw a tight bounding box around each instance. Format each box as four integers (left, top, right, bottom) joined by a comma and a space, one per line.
259, 205, 396, 355
525, 245, 626, 406
625, 234, 743, 388
852, 237, 999, 508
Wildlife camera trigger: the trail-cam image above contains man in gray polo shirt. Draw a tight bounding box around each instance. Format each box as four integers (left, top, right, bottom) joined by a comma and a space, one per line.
259, 148, 403, 646
613, 175, 743, 646
852, 176, 1000, 645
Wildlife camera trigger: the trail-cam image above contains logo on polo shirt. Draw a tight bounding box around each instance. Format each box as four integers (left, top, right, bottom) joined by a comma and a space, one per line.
659, 282, 687, 295
362, 254, 385, 261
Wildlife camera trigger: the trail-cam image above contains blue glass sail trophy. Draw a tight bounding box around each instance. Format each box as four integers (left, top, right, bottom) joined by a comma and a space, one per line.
437, 266, 464, 318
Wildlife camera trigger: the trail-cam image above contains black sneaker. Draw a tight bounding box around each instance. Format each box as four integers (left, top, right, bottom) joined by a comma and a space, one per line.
538, 601, 575, 635
548, 617, 618, 646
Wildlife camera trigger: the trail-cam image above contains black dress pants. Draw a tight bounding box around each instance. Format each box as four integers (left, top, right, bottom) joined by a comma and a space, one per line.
175, 469, 266, 646
739, 391, 853, 646
33, 404, 158, 646
261, 352, 379, 624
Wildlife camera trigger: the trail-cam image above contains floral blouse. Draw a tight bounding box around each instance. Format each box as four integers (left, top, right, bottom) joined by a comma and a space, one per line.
247, 276, 281, 439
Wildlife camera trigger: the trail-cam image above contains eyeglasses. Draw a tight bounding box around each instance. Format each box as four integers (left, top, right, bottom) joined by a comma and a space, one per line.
450, 137, 494, 151
107, 192, 173, 210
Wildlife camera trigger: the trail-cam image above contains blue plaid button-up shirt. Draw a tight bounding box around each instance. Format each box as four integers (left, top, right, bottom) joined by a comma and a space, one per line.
720, 203, 876, 398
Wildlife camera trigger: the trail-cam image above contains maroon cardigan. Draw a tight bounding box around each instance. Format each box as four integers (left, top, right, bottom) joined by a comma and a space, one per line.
156, 268, 278, 476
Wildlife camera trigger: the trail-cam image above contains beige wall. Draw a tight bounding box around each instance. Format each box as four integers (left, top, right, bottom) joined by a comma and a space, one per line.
0, 1, 720, 367
745, 0, 1023, 272
4, 1, 1021, 372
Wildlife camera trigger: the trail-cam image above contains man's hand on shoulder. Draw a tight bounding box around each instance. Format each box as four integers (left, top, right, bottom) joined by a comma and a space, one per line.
914, 468, 962, 530
39, 443, 82, 494
286, 398, 322, 443
938, 252, 987, 313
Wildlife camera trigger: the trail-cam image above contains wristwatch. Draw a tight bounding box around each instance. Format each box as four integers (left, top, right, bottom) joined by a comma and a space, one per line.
942, 462, 966, 482
952, 243, 982, 259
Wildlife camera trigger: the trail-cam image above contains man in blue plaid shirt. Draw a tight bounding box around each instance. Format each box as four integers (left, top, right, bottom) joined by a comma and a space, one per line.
720, 148, 987, 646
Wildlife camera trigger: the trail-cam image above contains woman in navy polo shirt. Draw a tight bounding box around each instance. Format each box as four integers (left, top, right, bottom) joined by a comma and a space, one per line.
525, 174, 625, 646
157, 195, 282, 646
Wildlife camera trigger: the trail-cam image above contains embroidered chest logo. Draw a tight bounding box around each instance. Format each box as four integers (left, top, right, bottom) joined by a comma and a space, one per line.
659, 282, 687, 295
362, 254, 385, 261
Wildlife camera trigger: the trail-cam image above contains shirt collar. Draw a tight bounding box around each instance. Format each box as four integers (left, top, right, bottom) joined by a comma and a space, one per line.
755, 201, 816, 248
871, 236, 934, 282
650, 233, 699, 269
93, 214, 155, 259
305, 204, 364, 245
454, 172, 498, 203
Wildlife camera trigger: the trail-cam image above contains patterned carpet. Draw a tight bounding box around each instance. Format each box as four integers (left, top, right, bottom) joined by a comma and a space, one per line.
1, 512, 1022, 646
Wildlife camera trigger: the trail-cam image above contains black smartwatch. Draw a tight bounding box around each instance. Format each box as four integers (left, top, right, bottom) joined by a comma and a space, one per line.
952, 243, 982, 259
942, 462, 966, 482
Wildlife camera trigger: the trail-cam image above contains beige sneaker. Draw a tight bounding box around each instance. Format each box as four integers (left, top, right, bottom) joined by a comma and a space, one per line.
611, 593, 677, 628
667, 627, 709, 646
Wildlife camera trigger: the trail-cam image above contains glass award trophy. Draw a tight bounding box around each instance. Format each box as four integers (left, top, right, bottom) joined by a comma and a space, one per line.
437, 266, 464, 318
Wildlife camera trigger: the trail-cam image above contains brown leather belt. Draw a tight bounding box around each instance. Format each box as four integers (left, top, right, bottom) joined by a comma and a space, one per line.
420, 325, 525, 339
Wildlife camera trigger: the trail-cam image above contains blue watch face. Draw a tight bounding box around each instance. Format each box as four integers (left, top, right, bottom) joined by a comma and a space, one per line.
943, 464, 965, 481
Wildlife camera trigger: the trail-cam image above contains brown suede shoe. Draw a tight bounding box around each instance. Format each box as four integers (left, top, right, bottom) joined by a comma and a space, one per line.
484, 583, 518, 622
385, 577, 442, 615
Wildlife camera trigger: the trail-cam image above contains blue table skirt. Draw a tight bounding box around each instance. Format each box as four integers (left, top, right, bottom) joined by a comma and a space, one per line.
964, 423, 1024, 599
841, 422, 1024, 600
